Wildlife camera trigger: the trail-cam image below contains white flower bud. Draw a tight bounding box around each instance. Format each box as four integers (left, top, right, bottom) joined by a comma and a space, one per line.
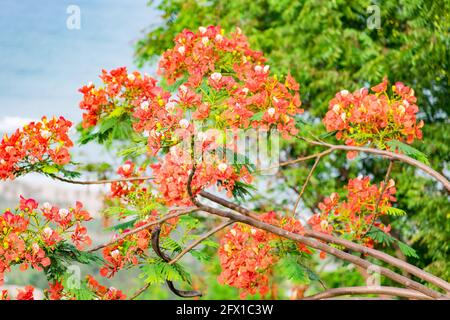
215, 34, 223, 42
177, 46, 185, 55
218, 163, 228, 173
210, 72, 222, 81
140, 101, 149, 111
202, 36, 209, 45
111, 249, 120, 259
179, 119, 190, 129
267, 108, 276, 117
165, 101, 176, 112
58, 208, 69, 218
127, 74, 136, 82
340, 90, 349, 96
40, 130, 51, 139
42, 202, 52, 210
179, 85, 188, 94
320, 220, 329, 230
199, 26, 207, 34
43, 227, 53, 237
332, 104, 340, 113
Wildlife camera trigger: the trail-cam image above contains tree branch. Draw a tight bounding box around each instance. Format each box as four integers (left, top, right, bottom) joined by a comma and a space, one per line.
88, 207, 197, 252
303, 286, 433, 300
169, 220, 234, 265
292, 155, 322, 215
51, 174, 153, 185
197, 192, 450, 295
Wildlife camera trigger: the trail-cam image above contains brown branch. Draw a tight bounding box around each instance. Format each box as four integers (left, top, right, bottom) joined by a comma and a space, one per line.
51, 174, 153, 185
169, 220, 234, 265
151, 226, 202, 298
130, 283, 150, 300
88, 207, 197, 252
306, 142, 450, 192
198, 192, 450, 295
292, 155, 322, 215
303, 286, 433, 300
260, 148, 335, 172
189, 189, 443, 298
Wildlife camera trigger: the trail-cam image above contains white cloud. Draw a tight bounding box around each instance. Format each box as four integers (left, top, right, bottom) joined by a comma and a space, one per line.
0, 116, 36, 133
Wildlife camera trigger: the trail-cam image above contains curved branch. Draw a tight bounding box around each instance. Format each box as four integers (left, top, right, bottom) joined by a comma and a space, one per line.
88, 207, 197, 252
151, 226, 202, 298
300, 141, 450, 192
199, 191, 450, 293
303, 286, 433, 300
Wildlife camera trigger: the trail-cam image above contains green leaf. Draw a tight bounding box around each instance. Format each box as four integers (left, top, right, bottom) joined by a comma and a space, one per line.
276, 255, 310, 284
249, 111, 264, 121
386, 140, 430, 165
141, 258, 192, 285
42, 165, 59, 174
383, 206, 407, 216
366, 227, 395, 246
397, 241, 419, 259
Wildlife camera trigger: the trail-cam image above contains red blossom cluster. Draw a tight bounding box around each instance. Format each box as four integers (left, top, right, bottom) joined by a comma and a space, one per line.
218, 212, 307, 298
323, 78, 424, 158
151, 145, 252, 207
99, 211, 177, 278
86, 275, 126, 300
109, 160, 148, 200
159, 26, 303, 138
78, 67, 186, 155
0, 116, 73, 180
308, 176, 396, 248
0, 197, 93, 285
0, 285, 35, 300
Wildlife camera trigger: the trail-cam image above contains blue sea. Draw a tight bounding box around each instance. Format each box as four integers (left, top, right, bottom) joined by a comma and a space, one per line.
0, 0, 159, 123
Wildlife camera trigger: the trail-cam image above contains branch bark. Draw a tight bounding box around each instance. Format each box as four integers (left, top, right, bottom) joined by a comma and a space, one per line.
88, 207, 197, 252
199, 191, 450, 294
303, 286, 433, 300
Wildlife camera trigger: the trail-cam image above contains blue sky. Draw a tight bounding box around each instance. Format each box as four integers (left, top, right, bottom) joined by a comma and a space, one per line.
0, 0, 159, 130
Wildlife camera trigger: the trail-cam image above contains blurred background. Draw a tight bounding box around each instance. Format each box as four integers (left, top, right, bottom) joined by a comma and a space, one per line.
0, 0, 448, 299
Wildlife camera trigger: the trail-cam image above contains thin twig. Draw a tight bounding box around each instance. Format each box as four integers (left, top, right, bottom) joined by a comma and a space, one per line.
169, 220, 234, 265
292, 156, 322, 216
130, 283, 151, 300
51, 174, 153, 185
363, 160, 395, 237
88, 207, 197, 252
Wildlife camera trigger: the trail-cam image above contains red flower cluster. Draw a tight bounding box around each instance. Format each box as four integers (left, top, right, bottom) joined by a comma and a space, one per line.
159, 26, 303, 138
0, 116, 73, 180
0, 285, 36, 300
110, 160, 148, 199
86, 275, 126, 300
151, 145, 252, 207
323, 78, 424, 158
0, 197, 93, 285
218, 212, 307, 298
308, 176, 396, 247
99, 210, 177, 278
78, 67, 186, 155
